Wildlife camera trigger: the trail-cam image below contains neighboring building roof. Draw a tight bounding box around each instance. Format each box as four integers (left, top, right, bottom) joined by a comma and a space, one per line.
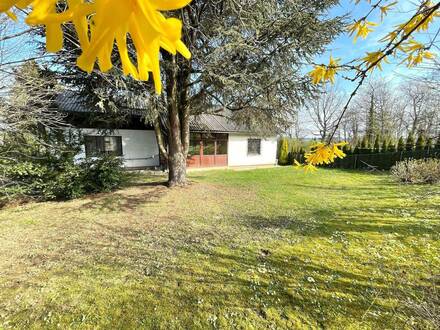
56, 92, 251, 134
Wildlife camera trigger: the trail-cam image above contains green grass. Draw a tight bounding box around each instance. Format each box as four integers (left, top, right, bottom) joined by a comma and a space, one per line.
0, 168, 439, 329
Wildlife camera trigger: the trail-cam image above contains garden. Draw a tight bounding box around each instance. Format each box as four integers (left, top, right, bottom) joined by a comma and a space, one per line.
0, 168, 439, 329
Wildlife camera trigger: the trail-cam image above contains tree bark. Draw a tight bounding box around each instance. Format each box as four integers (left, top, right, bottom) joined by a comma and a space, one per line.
165, 55, 188, 187
163, 8, 194, 187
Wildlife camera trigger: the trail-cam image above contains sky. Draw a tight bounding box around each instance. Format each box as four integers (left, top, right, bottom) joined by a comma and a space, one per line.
296, 0, 440, 138
1, 1, 439, 137
2, 1, 438, 87
316, 0, 440, 92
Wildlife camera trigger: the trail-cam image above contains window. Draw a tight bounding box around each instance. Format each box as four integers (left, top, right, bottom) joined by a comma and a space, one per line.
248, 139, 261, 155
188, 133, 228, 156
188, 140, 201, 156
85, 136, 123, 157
216, 140, 228, 155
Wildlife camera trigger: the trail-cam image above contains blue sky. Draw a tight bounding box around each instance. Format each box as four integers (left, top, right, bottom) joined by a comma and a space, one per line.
3, 1, 439, 90
316, 0, 440, 92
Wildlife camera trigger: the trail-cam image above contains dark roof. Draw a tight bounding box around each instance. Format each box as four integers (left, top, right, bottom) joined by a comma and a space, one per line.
56, 92, 146, 117
189, 113, 249, 133
57, 92, 250, 134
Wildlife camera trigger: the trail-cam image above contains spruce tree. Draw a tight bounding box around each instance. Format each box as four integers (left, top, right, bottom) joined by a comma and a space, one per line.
354, 141, 361, 154
42, 0, 344, 186
406, 133, 415, 151
278, 138, 290, 166
381, 139, 388, 153
374, 135, 381, 153
343, 144, 352, 155
415, 134, 425, 151
397, 137, 405, 151
361, 135, 370, 154
425, 137, 433, 151
388, 142, 396, 152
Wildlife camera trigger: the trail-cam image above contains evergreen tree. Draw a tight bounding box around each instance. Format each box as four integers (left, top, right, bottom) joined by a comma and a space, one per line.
436, 136, 440, 150
278, 138, 290, 166
43, 0, 344, 186
373, 135, 381, 153
397, 137, 405, 151
415, 134, 425, 151
354, 140, 362, 154
388, 142, 396, 152
381, 139, 388, 153
287, 144, 296, 165
361, 135, 370, 154
406, 133, 415, 151
425, 137, 434, 151
365, 95, 376, 143
343, 144, 352, 155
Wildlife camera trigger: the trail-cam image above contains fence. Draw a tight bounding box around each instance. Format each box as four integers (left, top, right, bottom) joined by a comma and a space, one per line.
330, 149, 440, 170
288, 148, 440, 170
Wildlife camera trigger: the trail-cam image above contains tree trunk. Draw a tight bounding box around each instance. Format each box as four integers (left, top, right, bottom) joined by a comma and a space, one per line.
163, 9, 193, 187
165, 55, 188, 187
168, 150, 187, 187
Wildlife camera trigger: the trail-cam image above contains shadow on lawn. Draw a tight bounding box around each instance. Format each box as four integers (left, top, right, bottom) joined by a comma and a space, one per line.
80, 184, 168, 213
3, 208, 429, 328
238, 208, 440, 238
149, 244, 414, 327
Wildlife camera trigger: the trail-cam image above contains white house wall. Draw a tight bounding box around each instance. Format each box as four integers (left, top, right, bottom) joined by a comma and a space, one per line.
227, 134, 278, 167
76, 129, 160, 168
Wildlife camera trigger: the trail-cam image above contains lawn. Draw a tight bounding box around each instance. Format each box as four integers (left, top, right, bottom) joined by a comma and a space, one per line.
0, 168, 439, 329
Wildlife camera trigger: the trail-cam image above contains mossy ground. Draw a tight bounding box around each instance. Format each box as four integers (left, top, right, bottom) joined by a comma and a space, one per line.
0, 168, 439, 329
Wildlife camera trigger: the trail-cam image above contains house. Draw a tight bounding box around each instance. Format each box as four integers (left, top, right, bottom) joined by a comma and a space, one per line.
57, 93, 278, 169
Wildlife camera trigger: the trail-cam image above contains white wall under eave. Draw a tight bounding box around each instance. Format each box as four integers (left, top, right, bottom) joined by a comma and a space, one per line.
227, 134, 278, 167
75, 129, 160, 169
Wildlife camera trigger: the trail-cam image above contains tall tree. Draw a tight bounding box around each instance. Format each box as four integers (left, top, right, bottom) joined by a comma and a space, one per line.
306, 85, 343, 142
45, 0, 343, 186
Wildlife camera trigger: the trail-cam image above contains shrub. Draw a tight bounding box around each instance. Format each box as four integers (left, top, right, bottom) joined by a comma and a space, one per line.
391, 158, 440, 184
1, 155, 126, 204
403, 276, 440, 329
81, 155, 125, 193
42, 162, 85, 200
406, 133, 415, 151
278, 138, 290, 166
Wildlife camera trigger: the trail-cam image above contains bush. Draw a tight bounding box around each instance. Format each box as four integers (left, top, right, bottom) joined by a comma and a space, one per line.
278, 138, 290, 165
403, 276, 440, 329
1, 155, 126, 204
81, 155, 125, 193
391, 158, 440, 184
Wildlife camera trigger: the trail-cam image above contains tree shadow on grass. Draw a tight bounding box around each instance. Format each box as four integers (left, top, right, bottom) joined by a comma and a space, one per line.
78, 184, 169, 213
1, 209, 431, 328
237, 208, 440, 238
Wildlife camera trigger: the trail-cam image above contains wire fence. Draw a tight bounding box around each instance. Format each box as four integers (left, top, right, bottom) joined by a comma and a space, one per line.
331, 149, 440, 170
290, 148, 440, 171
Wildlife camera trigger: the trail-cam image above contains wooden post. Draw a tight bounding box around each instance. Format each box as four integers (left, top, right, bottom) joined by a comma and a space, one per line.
200, 139, 203, 167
